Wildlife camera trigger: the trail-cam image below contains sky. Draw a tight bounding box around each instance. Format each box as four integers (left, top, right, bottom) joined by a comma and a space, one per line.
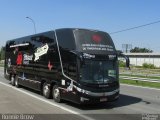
0, 0, 160, 52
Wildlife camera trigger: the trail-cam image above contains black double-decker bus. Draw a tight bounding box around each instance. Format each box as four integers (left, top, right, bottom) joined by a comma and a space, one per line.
4, 28, 129, 104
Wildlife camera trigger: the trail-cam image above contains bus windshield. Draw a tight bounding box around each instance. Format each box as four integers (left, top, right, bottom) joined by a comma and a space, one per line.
79, 60, 118, 84
74, 29, 116, 55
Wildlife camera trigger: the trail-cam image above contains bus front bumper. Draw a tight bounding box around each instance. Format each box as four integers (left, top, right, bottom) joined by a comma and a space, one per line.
76, 88, 120, 104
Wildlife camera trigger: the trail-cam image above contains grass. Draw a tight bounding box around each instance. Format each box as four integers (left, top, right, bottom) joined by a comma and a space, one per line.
0, 64, 4, 67
120, 67, 160, 74
120, 79, 160, 89
120, 74, 160, 79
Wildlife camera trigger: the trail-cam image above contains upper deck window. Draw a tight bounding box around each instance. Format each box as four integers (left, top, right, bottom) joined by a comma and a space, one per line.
74, 29, 116, 54
56, 29, 76, 50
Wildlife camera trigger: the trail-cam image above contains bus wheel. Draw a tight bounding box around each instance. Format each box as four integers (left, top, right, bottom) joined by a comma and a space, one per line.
43, 83, 51, 99
15, 76, 20, 88
11, 75, 15, 86
52, 85, 61, 103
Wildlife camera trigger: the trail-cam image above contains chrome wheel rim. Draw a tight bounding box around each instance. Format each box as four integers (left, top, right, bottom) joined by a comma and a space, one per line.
54, 88, 60, 99
11, 76, 14, 84
15, 79, 18, 86
43, 85, 49, 96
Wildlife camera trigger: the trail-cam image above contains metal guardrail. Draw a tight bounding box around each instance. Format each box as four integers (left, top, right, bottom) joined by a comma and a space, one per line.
120, 76, 160, 83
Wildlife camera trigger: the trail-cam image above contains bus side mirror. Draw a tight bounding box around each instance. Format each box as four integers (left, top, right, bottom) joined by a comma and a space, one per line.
125, 56, 130, 70
117, 51, 130, 70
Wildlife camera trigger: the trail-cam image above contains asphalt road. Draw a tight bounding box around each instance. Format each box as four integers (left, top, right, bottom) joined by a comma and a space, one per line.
0, 67, 160, 120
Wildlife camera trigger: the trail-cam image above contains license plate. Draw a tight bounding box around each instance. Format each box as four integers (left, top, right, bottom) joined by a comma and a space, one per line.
100, 98, 107, 102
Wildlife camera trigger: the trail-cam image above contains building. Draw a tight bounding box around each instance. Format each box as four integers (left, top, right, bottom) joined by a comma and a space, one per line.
122, 53, 160, 67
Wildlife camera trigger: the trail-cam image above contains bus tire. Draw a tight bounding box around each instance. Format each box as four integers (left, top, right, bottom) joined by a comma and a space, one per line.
15, 76, 20, 88
11, 75, 15, 86
43, 83, 51, 99
52, 85, 61, 103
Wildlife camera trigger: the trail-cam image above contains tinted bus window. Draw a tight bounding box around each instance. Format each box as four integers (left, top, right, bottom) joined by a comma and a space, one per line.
56, 29, 76, 50
31, 31, 55, 49
74, 29, 116, 54
30, 32, 55, 66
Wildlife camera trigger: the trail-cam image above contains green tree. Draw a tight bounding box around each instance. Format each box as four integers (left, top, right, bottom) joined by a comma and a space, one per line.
130, 47, 153, 53
0, 46, 5, 60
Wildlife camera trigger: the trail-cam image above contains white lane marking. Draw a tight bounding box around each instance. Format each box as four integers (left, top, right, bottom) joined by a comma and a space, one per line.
121, 84, 160, 91
0, 81, 95, 120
